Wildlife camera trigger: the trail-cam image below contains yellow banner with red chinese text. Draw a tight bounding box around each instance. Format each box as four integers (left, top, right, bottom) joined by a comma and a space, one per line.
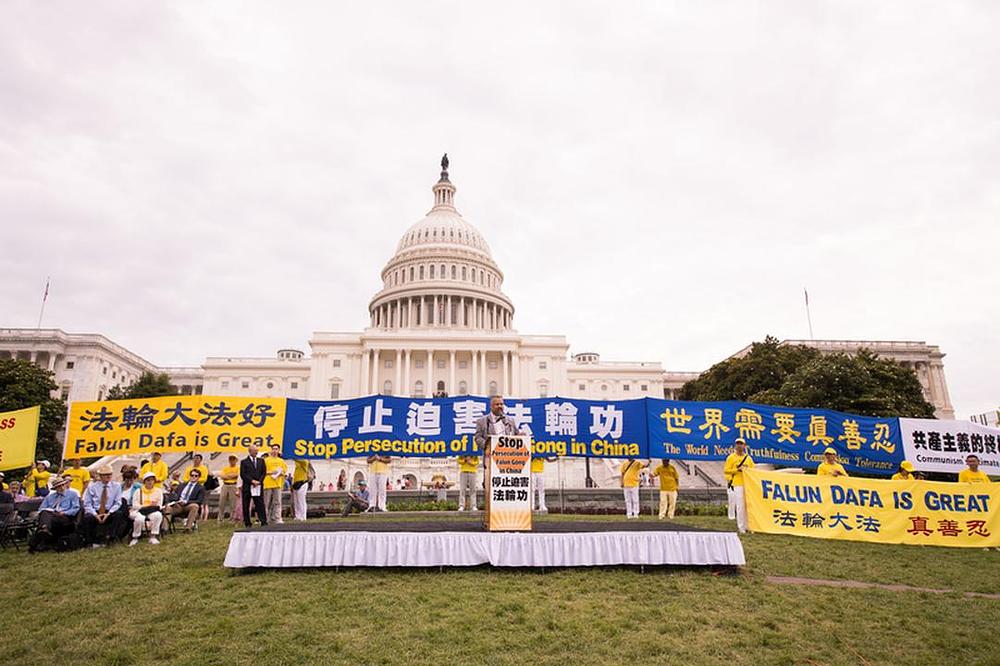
745, 468, 999, 548
63, 396, 285, 458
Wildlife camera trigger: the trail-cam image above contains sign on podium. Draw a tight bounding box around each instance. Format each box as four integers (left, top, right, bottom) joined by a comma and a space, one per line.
484, 434, 532, 531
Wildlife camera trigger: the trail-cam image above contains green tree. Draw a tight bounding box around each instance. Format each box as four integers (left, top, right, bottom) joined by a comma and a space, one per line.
106, 372, 178, 400
679, 336, 820, 402
0, 358, 66, 476
680, 338, 936, 418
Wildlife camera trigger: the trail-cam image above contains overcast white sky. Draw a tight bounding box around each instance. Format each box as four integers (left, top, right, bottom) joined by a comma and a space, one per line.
2, 2, 997, 417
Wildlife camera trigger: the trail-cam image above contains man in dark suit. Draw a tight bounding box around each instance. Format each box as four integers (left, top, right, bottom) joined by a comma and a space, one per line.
474, 395, 523, 455
162, 468, 206, 530
240, 444, 268, 527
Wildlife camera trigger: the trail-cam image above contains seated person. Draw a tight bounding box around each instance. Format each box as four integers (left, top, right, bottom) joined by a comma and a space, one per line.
341, 479, 370, 516
8, 481, 29, 503
162, 469, 205, 530
32, 476, 81, 550
80, 465, 124, 548
129, 472, 164, 546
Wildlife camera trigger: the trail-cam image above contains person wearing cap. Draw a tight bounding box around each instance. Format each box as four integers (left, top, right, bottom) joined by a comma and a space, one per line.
958, 455, 992, 484
341, 479, 370, 516
129, 472, 164, 546
63, 457, 91, 496
139, 451, 168, 489
724, 438, 755, 533
24, 460, 52, 497
218, 455, 241, 522
81, 465, 123, 547
892, 461, 917, 481
817, 448, 849, 477
35, 475, 80, 539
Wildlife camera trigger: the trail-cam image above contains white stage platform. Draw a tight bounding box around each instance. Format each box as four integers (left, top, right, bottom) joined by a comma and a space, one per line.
223, 521, 746, 569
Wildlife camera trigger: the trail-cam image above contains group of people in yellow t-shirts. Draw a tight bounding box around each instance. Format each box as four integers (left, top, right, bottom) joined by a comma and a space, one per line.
619, 458, 680, 520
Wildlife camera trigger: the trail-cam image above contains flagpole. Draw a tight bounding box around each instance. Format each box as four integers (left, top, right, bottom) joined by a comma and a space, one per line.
36, 277, 50, 330
804, 287, 814, 340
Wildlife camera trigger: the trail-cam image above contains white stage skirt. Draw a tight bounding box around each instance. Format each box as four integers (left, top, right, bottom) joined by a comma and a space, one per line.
223, 529, 745, 568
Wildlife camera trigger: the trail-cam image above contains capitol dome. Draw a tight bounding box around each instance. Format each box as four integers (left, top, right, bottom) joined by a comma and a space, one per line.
368, 156, 515, 331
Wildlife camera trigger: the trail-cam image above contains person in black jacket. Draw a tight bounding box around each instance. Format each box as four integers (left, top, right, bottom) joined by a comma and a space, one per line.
162, 468, 207, 530
240, 445, 268, 527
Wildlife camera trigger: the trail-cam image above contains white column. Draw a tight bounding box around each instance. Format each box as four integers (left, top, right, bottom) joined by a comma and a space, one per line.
471, 350, 478, 396
513, 353, 520, 397
481, 351, 488, 394
497, 352, 510, 395
426, 350, 434, 395
394, 349, 402, 395
370, 350, 378, 394
449, 350, 456, 396
403, 349, 411, 397
445, 295, 451, 326
47, 354, 57, 371
360, 349, 370, 395
409, 298, 415, 328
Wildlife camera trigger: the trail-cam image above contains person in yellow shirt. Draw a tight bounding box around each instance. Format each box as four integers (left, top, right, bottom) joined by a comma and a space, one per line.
139, 452, 168, 489
263, 445, 288, 524
724, 438, 755, 533
217, 455, 240, 523
291, 459, 311, 521
958, 455, 992, 484
650, 458, 680, 520
620, 458, 649, 518
529, 456, 557, 513
182, 453, 209, 485
456, 455, 480, 512
63, 458, 91, 495
816, 448, 849, 478
892, 460, 917, 481
367, 455, 391, 512
24, 460, 52, 497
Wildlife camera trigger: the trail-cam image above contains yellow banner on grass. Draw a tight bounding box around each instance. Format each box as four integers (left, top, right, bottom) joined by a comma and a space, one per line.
0, 406, 40, 471
63, 396, 286, 458
745, 468, 999, 548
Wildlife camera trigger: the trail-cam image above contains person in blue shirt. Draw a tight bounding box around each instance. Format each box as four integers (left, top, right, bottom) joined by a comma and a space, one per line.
34, 476, 81, 547
80, 465, 124, 547
341, 479, 370, 516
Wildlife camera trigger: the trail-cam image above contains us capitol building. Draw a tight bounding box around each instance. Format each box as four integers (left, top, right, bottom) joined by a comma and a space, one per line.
0, 157, 956, 489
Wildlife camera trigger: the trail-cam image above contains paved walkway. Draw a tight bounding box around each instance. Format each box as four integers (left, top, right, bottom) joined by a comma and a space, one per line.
766, 575, 1000, 599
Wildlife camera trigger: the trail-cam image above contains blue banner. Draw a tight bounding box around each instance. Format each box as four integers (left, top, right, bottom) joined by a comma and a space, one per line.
283, 395, 647, 460
646, 399, 903, 476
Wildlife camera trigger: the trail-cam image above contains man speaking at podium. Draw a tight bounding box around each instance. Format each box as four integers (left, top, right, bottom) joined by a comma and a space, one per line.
474, 395, 523, 455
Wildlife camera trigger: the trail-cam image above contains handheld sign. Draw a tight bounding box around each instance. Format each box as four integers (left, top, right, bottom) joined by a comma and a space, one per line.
484, 434, 532, 531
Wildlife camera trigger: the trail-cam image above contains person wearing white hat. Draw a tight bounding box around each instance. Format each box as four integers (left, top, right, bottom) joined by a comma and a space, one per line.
81, 465, 124, 547
24, 460, 52, 498
724, 438, 755, 533
817, 448, 849, 477
34, 475, 80, 545
129, 472, 164, 546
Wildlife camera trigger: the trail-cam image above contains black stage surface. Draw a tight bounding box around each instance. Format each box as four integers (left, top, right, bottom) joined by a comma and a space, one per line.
236, 519, 719, 534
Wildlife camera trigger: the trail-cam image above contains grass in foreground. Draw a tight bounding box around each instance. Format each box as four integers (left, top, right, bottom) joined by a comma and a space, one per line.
0, 514, 996, 666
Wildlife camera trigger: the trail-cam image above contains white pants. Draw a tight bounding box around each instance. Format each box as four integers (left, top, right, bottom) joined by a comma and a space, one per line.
458, 472, 477, 510
623, 487, 640, 517
727, 487, 736, 520
658, 490, 677, 520
292, 484, 308, 521
372, 473, 388, 511
531, 472, 547, 511
130, 510, 162, 537
733, 485, 748, 533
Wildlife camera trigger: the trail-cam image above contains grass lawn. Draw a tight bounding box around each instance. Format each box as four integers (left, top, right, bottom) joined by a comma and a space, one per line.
0, 514, 996, 665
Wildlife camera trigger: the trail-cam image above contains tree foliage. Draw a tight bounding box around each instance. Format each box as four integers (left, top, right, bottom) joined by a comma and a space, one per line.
680, 338, 937, 418
106, 372, 178, 401
0, 358, 66, 474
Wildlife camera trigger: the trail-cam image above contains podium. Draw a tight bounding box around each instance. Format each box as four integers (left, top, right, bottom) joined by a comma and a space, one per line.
483, 434, 532, 531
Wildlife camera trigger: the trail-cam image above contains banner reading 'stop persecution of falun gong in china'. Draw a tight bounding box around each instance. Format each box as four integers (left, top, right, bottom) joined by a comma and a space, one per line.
63, 396, 286, 458
744, 468, 999, 548
0, 406, 41, 471
282, 395, 648, 460
646, 399, 903, 476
